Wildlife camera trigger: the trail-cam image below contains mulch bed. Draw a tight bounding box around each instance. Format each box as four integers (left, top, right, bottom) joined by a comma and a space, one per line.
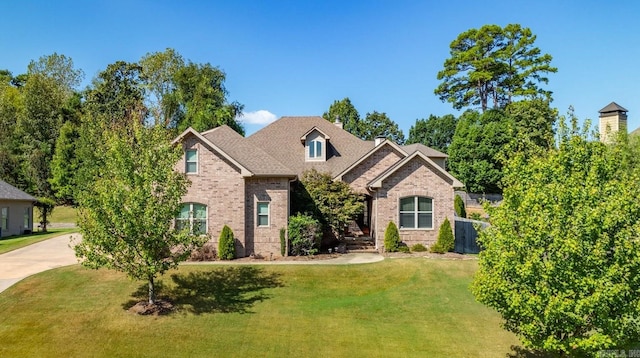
128, 299, 175, 315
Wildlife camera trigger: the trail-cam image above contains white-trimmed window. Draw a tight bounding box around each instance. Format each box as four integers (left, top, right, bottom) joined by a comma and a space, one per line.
23, 207, 30, 230
399, 196, 433, 229
185, 149, 198, 174
308, 140, 323, 159
257, 202, 269, 227
1, 207, 7, 231
176, 203, 207, 235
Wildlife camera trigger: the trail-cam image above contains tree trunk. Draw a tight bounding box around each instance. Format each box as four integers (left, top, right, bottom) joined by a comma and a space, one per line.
148, 276, 156, 305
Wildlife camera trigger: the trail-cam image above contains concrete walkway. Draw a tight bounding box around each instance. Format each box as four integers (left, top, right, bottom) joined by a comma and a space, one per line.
0, 233, 384, 294
0, 233, 78, 293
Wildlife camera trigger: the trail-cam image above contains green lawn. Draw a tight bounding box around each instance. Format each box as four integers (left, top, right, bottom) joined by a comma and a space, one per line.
0, 258, 527, 357
49, 205, 77, 223
0, 228, 77, 254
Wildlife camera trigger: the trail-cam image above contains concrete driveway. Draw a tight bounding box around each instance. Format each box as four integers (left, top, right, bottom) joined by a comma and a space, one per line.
0, 233, 78, 293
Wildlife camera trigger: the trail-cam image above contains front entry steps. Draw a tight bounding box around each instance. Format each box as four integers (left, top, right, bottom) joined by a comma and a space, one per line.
344, 236, 378, 253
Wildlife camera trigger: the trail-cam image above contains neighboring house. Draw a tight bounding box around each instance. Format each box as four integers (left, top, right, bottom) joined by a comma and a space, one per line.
0, 179, 36, 237
173, 116, 463, 256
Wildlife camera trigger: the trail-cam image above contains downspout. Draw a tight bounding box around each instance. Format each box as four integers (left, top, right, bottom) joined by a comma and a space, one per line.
369, 187, 379, 251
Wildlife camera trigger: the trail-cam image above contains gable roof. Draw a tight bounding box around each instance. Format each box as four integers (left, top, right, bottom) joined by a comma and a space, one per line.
300, 126, 330, 142
401, 143, 448, 158
333, 139, 407, 180
0, 179, 36, 201
368, 151, 464, 189
201, 125, 295, 177
247, 116, 374, 177
599, 102, 628, 114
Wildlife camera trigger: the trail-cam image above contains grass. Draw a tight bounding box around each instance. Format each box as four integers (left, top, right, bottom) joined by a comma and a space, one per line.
0, 228, 77, 254
49, 205, 77, 223
0, 258, 526, 357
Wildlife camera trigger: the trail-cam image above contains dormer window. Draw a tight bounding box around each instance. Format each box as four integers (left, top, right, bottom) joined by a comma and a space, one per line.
302, 128, 329, 162
309, 140, 322, 159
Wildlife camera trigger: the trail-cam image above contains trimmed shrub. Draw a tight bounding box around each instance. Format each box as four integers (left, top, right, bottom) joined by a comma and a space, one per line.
288, 214, 321, 256
218, 225, 236, 260
470, 212, 482, 221
384, 221, 401, 252
454, 194, 466, 218
430, 218, 454, 254
410, 243, 428, 252
279, 227, 286, 257
398, 245, 410, 253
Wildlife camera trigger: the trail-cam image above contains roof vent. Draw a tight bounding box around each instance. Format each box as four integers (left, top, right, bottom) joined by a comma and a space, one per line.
374, 136, 386, 146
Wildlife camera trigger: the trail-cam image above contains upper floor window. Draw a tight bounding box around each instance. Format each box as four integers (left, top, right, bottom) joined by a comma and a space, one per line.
176, 203, 207, 235
257, 202, 269, 227
185, 149, 198, 174
308, 140, 323, 159
399, 196, 433, 229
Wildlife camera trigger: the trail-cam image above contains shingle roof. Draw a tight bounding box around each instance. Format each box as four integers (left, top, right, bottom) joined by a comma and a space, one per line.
0, 179, 36, 201
201, 125, 295, 176
401, 143, 448, 158
246, 116, 374, 177
599, 102, 628, 114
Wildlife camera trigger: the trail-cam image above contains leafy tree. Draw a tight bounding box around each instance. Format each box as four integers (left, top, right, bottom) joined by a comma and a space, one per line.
505, 98, 558, 150
50, 120, 80, 204
407, 114, 457, 153
322, 97, 363, 137
139, 48, 185, 128
74, 122, 205, 305
430, 218, 454, 253
218, 225, 236, 260
448, 109, 513, 193
299, 169, 364, 240
34, 197, 55, 232
472, 118, 640, 354
174, 62, 244, 134
383, 221, 401, 252
435, 24, 556, 111
362, 111, 405, 144
454, 194, 466, 218
0, 81, 23, 186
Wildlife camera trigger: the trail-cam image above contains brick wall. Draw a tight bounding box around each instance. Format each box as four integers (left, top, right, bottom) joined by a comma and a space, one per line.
372, 156, 455, 250
342, 144, 404, 193
245, 177, 290, 257
178, 135, 247, 257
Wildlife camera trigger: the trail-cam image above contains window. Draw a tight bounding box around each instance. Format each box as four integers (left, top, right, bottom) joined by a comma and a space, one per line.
399, 196, 433, 229
257, 202, 269, 227
176, 203, 207, 235
308, 140, 322, 159
1, 207, 7, 231
23, 207, 30, 229
185, 149, 198, 173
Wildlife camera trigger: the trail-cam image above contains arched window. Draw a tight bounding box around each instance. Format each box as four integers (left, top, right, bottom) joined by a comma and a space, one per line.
176, 203, 207, 235
399, 196, 433, 229
308, 139, 323, 159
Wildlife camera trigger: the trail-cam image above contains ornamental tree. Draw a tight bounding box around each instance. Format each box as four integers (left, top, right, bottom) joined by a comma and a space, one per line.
74, 122, 206, 305
299, 169, 364, 240
472, 117, 640, 355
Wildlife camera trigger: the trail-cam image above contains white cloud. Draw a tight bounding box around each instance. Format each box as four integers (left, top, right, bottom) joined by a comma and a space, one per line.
237, 110, 277, 125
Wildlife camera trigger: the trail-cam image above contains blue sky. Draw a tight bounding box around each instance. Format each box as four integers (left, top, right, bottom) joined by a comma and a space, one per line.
2, 0, 639, 135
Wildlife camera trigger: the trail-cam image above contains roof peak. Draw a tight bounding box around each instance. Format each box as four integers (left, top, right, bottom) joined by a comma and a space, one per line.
599, 102, 628, 114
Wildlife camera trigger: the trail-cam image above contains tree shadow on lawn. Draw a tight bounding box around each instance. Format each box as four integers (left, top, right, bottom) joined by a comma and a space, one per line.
123, 266, 284, 315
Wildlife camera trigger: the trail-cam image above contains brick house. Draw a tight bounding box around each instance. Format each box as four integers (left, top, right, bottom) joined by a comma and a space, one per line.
173, 116, 463, 256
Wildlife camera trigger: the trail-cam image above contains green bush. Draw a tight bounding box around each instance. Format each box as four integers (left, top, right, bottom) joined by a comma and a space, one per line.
398, 245, 410, 253
430, 218, 454, 254
469, 212, 482, 221
288, 214, 321, 256
279, 227, 286, 257
384, 221, 401, 252
218, 225, 236, 260
410, 243, 427, 252
454, 194, 466, 218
